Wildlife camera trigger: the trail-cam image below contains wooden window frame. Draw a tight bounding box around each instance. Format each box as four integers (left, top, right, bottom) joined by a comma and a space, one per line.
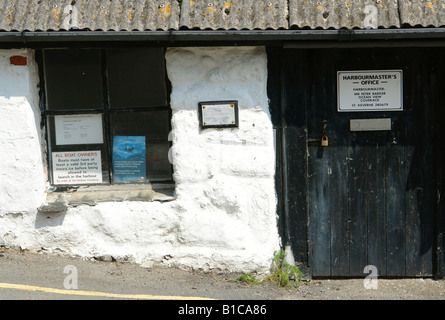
38, 47, 173, 191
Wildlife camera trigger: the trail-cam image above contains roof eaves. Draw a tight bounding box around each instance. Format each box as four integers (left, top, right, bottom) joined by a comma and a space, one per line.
1, 28, 445, 45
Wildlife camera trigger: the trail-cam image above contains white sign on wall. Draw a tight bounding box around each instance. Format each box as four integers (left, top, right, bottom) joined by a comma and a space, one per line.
202, 104, 235, 125
337, 70, 403, 112
55, 114, 103, 145
198, 100, 239, 129
52, 151, 102, 185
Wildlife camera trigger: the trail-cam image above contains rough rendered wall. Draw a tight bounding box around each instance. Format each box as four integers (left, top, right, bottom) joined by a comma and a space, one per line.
0, 47, 279, 273
0, 50, 47, 248
165, 46, 280, 272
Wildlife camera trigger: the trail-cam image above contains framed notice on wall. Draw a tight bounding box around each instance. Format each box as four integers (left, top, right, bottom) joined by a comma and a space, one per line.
337, 70, 403, 112
198, 100, 239, 129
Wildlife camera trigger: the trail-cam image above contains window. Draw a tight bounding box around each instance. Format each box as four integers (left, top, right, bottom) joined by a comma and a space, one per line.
41, 47, 172, 188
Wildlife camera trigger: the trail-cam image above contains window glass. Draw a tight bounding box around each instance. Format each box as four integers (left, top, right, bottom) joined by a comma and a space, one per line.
106, 48, 168, 109
43, 48, 172, 187
44, 49, 104, 111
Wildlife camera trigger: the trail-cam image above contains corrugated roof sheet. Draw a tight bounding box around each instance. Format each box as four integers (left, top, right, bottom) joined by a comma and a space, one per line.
0, 0, 180, 31
0, 0, 444, 32
179, 0, 288, 30
289, 0, 400, 29
399, 0, 445, 27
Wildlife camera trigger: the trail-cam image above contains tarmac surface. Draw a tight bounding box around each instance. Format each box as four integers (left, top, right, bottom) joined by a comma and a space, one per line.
1, 247, 445, 302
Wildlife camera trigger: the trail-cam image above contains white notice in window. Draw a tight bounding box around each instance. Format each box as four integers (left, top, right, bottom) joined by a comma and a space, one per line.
55, 114, 104, 145
52, 151, 102, 185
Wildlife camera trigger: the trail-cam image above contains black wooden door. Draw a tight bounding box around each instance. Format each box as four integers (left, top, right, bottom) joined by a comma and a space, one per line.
277, 48, 439, 277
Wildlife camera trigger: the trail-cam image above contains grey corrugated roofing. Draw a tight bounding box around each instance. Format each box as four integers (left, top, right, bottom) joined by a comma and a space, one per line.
0, 0, 445, 32
399, 0, 445, 27
179, 0, 288, 30
289, 0, 400, 29
0, 0, 180, 31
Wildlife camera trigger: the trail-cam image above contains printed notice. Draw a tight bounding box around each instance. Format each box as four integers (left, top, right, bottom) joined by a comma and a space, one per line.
337, 70, 403, 112
112, 136, 146, 183
52, 151, 102, 185
55, 114, 104, 145
202, 103, 236, 126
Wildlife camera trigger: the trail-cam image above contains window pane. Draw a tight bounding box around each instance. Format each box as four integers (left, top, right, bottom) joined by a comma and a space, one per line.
106, 48, 168, 109
47, 115, 110, 185
110, 110, 172, 183
44, 49, 104, 111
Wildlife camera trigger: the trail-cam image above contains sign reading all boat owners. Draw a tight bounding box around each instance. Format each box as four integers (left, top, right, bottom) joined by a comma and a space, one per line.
337, 70, 403, 112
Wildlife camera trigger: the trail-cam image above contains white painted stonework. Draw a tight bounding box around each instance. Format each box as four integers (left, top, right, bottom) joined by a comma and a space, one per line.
0, 47, 280, 273
0, 50, 47, 216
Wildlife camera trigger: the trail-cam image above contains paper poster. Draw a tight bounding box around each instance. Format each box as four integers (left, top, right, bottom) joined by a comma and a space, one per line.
55, 114, 104, 145
112, 136, 146, 183
52, 151, 102, 185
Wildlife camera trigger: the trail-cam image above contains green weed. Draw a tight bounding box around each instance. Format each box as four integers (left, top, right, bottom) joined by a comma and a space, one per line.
235, 273, 261, 286
235, 249, 307, 289
267, 249, 304, 289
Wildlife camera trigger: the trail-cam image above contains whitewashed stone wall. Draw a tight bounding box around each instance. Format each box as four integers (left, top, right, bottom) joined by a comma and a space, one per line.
0, 49, 47, 249
0, 46, 280, 273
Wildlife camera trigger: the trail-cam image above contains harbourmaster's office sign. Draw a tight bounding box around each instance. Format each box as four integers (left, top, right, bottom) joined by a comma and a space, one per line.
337, 70, 403, 112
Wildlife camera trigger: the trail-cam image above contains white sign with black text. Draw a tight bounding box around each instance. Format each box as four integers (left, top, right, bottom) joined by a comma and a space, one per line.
198, 100, 239, 129
337, 70, 403, 112
55, 114, 104, 145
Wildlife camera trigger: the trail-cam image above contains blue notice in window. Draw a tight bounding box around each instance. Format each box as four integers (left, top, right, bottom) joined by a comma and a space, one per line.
113, 136, 146, 182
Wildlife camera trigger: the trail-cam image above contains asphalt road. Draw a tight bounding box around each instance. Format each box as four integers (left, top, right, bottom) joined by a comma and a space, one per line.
1, 247, 445, 305
0, 247, 294, 301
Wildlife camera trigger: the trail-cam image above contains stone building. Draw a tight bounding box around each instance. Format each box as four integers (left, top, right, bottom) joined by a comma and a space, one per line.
0, 0, 444, 277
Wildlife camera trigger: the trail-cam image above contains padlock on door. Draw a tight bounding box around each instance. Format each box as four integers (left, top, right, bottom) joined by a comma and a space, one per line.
321, 132, 329, 147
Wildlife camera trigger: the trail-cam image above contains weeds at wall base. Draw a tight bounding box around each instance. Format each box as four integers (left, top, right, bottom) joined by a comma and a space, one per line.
235, 249, 309, 289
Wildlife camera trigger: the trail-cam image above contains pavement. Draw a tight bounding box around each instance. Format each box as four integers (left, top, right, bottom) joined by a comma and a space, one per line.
1, 247, 445, 305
